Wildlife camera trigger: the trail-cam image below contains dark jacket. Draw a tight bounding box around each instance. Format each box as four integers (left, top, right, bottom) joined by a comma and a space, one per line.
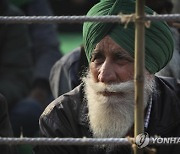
34, 76, 180, 154
0, 93, 18, 154
50, 46, 88, 98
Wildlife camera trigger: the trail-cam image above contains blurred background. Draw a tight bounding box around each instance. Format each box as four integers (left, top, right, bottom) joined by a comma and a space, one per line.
48, 0, 99, 54
10, 0, 179, 55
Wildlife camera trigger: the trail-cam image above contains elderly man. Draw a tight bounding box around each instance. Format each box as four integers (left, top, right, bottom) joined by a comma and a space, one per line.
34, 0, 180, 153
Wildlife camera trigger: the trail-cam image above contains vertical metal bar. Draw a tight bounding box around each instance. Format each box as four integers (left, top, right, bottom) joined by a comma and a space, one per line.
134, 0, 145, 154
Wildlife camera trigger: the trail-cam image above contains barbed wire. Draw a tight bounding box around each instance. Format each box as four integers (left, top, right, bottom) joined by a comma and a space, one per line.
0, 14, 180, 24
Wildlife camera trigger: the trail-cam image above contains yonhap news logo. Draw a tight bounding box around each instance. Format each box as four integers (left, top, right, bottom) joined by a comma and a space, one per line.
135, 132, 149, 148
135, 132, 180, 148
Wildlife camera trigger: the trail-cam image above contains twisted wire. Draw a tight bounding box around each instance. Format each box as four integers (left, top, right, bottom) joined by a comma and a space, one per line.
0, 16, 120, 24
0, 137, 180, 145
0, 137, 131, 145
0, 14, 179, 24
145, 14, 180, 21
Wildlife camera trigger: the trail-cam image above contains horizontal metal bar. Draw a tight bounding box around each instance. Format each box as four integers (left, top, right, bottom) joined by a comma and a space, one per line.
0, 137, 180, 146
0, 14, 179, 24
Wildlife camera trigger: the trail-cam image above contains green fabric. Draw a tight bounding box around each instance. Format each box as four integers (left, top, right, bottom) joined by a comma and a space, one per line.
83, 0, 174, 73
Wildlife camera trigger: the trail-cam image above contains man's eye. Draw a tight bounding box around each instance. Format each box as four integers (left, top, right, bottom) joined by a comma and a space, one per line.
91, 53, 104, 63
114, 55, 133, 66
115, 54, 133, 63
115, 54, 124, 60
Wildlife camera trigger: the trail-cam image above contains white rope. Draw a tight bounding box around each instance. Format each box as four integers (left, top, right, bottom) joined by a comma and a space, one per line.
0, 14, 179, 24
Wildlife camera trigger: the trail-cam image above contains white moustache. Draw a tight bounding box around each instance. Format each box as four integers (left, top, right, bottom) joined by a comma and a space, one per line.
86, 78, 134, 93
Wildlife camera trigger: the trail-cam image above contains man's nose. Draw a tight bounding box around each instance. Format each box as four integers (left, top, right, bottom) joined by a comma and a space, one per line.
98, 61, 117, 83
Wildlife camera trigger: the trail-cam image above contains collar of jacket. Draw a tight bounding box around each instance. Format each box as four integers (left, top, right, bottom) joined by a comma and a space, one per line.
78, 83, 89, 128
147, 76, 180, 136
79, 76, 180, 137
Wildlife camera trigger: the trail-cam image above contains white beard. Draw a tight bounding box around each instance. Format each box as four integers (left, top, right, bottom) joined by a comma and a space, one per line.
83, 72, 155, 138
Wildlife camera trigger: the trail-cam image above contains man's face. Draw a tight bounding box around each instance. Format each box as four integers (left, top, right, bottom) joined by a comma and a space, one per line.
90, 36, 134, 85
83, 35, 154, 140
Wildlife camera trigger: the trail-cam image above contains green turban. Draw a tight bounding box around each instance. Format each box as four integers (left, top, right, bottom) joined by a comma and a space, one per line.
83, 0, 174, 73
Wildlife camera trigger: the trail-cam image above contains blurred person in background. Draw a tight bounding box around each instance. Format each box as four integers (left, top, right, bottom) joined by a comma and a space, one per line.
9, 0, 62, 137
146, 0, 180, 79
50, 46, 88, 98
0, 0, 33, 112
172, 0, 180, 13
0, 0, 33, 119
0, 93, 19, 154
